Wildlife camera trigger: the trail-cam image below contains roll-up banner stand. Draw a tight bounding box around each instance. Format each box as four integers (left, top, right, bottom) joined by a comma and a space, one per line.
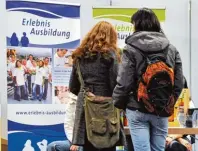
6, 0, 80, 150
0, 104, 1, 151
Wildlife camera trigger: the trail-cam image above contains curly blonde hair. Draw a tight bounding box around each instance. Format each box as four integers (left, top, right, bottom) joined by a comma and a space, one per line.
72, 21, 120, 62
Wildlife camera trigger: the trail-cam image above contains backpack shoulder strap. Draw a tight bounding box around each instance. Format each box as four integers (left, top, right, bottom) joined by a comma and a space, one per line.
76, 60, 85, 88
126, 44, 148, 86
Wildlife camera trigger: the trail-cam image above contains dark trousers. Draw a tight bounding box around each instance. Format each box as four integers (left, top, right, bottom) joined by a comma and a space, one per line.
15, 85, 28, 101
27, 75, 31, 94
14, 86, 17, 100
125, 135, 134, 151
32, 84, 43, 100
43, 79, 48, 100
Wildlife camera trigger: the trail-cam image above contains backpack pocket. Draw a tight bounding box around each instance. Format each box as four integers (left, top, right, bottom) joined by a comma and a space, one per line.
91, 118, 107, 135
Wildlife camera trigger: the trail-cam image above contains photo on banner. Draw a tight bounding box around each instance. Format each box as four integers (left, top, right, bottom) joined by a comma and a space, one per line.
7, 47, 52, 104
52, 48, 74, 104
92, 7, 166, 48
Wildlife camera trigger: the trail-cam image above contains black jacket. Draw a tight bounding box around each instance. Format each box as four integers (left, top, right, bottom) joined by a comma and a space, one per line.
183, 76, 188, 88
113, 31, 183, 114
69, 52, 125, 145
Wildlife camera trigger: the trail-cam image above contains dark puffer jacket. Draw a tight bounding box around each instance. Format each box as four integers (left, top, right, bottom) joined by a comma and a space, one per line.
113, 31, 183, 115
69, 52, 126, 146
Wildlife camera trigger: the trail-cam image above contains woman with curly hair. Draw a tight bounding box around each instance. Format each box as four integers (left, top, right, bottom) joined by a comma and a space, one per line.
69, 21, 125, 151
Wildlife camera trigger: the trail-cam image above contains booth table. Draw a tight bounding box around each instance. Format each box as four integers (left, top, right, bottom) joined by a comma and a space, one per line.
168, 127, 198, 134
124, 127, 198, 135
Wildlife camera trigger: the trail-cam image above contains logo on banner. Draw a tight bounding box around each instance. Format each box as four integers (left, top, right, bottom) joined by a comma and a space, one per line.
6, 1, 80, 48
22, 18, 70, 39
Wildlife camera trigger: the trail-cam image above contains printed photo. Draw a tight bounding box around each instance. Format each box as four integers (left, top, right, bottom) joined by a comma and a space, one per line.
53, 86, 77, 104
53, 48, 73, 68
7, 47, 52, 104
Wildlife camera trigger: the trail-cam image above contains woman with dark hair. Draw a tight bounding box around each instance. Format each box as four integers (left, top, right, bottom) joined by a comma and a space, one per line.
113, 8, 183, 151
69, 21, 125, 151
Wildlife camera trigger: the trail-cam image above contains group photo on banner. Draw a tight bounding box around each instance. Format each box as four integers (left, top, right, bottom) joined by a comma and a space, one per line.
7, 47, 52, 104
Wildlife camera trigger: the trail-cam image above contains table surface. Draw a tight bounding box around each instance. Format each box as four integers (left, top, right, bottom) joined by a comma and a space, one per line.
124, 127, 198, 135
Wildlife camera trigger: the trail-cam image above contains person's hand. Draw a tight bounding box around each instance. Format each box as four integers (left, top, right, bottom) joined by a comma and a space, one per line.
70, 145, 79, 151
178, 138, 192, 151
48, 74, 52, 82
48, 76, 52, 82
166, 136, 174, 146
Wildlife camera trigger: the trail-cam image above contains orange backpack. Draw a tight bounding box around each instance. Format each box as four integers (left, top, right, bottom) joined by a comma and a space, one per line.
132, 45, 175, 117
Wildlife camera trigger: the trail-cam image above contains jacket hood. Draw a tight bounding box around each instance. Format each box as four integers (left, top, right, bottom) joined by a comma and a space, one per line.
125, 31, 169, 52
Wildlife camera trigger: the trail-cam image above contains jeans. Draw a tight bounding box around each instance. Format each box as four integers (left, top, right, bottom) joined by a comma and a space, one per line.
14, 86, 17, 100
126, 109, 168, 151
25, 82, 29, 94
43, 79, 48, 100
15, 85, 28, 101
32, 84, 43, 100
47, 140, 83, 151
27, 75, 32, 94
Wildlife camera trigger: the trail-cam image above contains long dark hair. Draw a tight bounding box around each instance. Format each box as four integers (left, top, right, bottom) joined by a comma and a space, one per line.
131, 8, 161, 32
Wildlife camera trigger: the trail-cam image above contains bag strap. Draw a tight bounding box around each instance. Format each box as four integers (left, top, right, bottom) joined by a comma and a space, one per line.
76, 60, 85, 88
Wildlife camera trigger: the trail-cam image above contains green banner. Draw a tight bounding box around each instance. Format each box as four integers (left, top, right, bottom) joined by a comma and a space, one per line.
93, 8, 165, 23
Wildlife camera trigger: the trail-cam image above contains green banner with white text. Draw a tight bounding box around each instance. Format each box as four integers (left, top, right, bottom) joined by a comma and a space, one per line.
93, 7, 166, 48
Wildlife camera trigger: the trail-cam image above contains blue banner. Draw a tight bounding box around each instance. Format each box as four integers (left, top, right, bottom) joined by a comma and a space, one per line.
6, 1, 80, 48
